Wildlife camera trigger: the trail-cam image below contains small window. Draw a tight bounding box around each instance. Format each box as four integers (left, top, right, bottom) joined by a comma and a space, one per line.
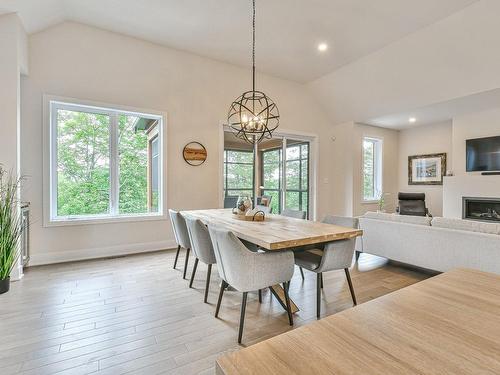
362, 137, 382, 202
48, 100, 164, 223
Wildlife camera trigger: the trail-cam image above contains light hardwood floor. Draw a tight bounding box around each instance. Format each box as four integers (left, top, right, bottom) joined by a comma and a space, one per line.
0, 250, 433, 375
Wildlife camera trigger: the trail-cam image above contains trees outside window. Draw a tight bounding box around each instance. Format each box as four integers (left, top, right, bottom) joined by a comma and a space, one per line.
363, 137, 382, 202
223, 150, 254, 198
50, 101, 163, 222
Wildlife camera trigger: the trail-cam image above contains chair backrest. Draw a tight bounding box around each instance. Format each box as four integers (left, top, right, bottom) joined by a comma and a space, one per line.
322, 215, 359, 229
281, 209, 306, 220
168, 209, 191, 249
208, 225, 254, 287
185, 217, 216, 265
257, 195, 272, 207
224, 196, 238, 209
255, 204, 271, 214
317, 215, 359, 272
398, 192, 427, 216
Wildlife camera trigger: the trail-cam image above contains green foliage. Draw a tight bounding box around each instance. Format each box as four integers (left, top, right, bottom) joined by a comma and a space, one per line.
0, 167, 23, 280
56, 110, 153, 217
363, 140, 375, 200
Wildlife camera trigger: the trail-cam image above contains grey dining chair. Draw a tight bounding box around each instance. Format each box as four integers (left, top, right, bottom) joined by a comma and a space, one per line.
281, 209, 307, 280
255, 204, 272, 214
281, 209, 306, 219
294, 215, 358, 319
208, 225, 295, 344
185, 217, 217, 303
168, 209, 192, 279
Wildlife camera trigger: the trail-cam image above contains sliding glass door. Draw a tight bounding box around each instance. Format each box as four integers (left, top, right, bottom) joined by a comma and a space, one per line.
260, 138, 310, 218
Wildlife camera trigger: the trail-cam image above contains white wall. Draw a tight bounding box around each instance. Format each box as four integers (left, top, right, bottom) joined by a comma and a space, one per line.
328, 122, 399, 217
308, 0, 500, 125
22, 22, 337, 265
398, 121, 452, 216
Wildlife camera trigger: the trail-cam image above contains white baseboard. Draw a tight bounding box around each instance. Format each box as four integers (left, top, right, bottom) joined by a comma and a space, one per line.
28, 240, 177, 267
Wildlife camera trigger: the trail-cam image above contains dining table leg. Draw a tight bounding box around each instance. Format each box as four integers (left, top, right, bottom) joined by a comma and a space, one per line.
269, 284, 299, 313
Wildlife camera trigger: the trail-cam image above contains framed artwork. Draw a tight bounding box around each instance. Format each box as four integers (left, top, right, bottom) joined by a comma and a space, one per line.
408, 153, 446, 185
183, 142, 207, 166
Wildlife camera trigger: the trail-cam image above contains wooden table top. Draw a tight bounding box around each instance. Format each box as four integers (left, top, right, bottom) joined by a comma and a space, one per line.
181, 209, 362, 250
216, 268, 500, 375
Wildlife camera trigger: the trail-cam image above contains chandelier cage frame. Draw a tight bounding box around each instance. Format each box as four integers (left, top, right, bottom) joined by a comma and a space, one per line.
227, 0, 280, 144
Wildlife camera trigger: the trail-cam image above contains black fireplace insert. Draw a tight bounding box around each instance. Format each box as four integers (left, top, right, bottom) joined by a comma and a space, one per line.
462, 197, 500, 222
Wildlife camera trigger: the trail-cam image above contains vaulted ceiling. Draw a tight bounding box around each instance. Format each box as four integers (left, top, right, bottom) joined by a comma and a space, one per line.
0, 0, 478, 82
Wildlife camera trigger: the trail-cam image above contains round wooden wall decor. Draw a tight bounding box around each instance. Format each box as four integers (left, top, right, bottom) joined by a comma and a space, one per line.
183, 142, 207, 166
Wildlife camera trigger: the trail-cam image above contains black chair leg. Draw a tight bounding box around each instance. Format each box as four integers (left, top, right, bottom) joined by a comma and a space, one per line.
299, 267, 305, 280
215, 280, 227, 318
320, 273, 324, 289
182, 248, 190, 279
344, 268, 357, 306
355, 251, 361, 261
173, 245, 181, 269
189, 258, 199, 288
316, 273, 321, 319
283, 282, 293, 326
258, 289, 262, 303
238, 292, 248, 344
204, 264, 212, 303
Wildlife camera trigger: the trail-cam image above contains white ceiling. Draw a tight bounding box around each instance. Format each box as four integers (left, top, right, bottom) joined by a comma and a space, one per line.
367, 88, 500, 130
0, 0, 478, 82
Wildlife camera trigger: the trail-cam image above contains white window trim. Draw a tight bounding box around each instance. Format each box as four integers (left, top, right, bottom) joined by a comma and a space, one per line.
43, 95, 167, 227
362, 136, 383, 204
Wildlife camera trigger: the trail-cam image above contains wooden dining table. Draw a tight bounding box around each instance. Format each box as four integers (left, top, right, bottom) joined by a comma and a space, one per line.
181, 209, 363, 313
215, 268, 500, 374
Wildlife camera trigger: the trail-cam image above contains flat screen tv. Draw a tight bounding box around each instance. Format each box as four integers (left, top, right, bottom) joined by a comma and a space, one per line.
466, 136, 500, 172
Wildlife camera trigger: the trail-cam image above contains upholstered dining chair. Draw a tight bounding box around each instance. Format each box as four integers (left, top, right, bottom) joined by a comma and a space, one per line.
208, 225, 294, 344
168, 209, 192, 279
255, 204, 272, 214
185, 216, 217, 303
281, 209, 306, 220
294, 215, 358, 319
281, 209, 307, 280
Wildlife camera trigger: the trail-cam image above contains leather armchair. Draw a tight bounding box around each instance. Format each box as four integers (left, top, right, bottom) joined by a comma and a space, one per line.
396, 192, 431, 217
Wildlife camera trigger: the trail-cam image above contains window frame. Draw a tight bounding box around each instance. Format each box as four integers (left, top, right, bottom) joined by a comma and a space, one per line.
362, 137, 383, 203
43, 96, 167, 226
223, 148, 255, 198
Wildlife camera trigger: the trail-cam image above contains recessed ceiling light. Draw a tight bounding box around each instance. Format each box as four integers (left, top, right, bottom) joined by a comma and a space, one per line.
317, 43, 328, 52
409, 117, 417, 123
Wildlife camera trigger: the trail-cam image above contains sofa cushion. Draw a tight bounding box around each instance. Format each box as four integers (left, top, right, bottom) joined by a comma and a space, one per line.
431, 217, 500, 235
363, 211, 432, 226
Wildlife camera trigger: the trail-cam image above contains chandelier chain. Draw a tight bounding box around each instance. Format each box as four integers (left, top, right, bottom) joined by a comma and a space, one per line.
252, 0, 256, 92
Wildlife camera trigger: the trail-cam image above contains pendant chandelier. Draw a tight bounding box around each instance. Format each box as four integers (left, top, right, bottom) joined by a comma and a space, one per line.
227, 0, 280, 144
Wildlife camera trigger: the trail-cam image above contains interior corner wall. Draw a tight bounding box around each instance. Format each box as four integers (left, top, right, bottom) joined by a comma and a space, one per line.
397, 121, 453, 217
0, 14, 23, 172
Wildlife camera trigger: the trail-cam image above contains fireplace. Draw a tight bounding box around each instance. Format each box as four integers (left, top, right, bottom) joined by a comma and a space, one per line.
462, 197, 500, 222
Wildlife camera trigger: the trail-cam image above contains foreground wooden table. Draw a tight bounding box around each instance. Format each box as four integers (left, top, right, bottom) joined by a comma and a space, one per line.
216, 268, 500, 375
182, 209, 362, 314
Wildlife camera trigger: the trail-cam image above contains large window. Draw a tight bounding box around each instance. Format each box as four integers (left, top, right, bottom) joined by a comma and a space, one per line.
362, 137, 383, 202
49, 100, 163, 223
223, 149, 254, 198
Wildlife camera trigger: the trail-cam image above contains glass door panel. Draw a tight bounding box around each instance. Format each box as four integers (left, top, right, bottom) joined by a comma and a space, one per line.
284, 141, 309, 217
261, 146, 282, 214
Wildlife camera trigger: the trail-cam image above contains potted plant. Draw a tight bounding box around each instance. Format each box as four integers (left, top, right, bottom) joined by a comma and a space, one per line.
0, 166, 23, 294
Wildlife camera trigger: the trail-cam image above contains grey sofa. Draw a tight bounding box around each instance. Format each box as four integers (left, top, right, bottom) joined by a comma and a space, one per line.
357, 212, 500, 274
